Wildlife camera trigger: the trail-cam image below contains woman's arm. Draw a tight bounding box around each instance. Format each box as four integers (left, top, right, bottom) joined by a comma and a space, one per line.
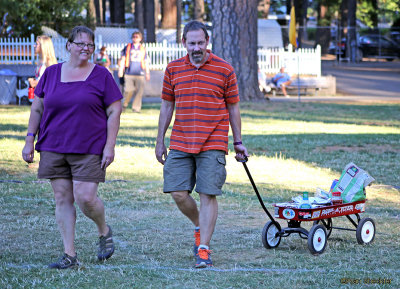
22, 96, 44, 163
101, 100, 122, 170
28, 78, 39, 89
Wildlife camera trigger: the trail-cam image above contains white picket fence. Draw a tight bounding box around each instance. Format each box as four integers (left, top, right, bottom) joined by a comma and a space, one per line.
0, 34, 321, 76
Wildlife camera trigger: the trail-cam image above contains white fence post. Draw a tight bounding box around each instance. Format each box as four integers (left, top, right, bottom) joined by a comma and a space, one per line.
163, 40, 168, 70
30, 34, 35, 64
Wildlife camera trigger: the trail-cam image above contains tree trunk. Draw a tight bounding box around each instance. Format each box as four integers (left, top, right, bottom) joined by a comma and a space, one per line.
315, 2, 331, 54
194, 0, 205, 21
135, 0, 144, 35
155, 0, 161, 28
102, 0, 106, 25
176, 0, 182, 43
340, 0, 348, 31
211, 0, 263, 101
347, 0, 357, 62
161, 0, 177, 28
93, 0, 104, 25
145, 0, 156, 42
112, 0, 125, 25
87, 0, 97, 29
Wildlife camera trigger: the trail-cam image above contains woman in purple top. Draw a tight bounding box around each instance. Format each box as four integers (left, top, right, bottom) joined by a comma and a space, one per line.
22, 26, 123, 269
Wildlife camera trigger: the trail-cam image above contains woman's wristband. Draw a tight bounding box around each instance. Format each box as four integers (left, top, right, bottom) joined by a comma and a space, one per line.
233, 141, 242, 146
26, 132, 36, 137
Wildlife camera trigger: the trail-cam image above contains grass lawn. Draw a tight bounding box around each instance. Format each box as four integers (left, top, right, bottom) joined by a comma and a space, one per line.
0, 101, 399, 288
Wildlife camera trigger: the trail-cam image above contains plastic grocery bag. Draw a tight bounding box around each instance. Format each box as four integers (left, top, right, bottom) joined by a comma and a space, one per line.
332, 163, 375, 203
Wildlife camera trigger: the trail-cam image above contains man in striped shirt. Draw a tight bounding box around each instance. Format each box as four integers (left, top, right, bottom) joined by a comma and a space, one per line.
155, 20, 248, 268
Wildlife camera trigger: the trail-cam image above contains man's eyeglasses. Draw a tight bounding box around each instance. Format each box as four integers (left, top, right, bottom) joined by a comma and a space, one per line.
72, 42, 95, 50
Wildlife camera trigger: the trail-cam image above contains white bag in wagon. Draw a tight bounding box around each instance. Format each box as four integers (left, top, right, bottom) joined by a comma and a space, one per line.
332, 163, 375, 203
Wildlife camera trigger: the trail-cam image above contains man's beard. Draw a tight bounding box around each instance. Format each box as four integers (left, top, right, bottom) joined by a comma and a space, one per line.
191, 51, 203, 63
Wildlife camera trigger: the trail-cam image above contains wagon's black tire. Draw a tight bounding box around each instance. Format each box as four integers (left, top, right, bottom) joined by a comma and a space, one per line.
307, 224, 327, 255
313, 218, 333, 239
356, 217, 376, 245
262, 221, 281, 249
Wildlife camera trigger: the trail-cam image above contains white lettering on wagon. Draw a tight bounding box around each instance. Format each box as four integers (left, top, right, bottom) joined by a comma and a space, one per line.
321, 205, 353, 216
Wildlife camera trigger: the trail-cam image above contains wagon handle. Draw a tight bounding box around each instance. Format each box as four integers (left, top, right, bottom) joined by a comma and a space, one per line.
238, 157, 279, 225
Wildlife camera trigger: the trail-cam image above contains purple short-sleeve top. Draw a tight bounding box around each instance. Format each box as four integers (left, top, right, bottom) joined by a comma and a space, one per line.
34, 63, 123, 155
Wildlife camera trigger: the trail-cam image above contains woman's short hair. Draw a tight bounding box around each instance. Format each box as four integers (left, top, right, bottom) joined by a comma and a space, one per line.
66, 26, 95, 50
183, 21, 209, 41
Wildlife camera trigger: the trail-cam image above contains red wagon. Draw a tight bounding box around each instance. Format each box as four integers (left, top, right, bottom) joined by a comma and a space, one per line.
241, 159, 376, 255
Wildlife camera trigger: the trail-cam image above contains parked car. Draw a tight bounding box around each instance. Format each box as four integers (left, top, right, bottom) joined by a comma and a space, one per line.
358, 34, 400, 61
329, 34, 400, 62
389, 31, 400, 45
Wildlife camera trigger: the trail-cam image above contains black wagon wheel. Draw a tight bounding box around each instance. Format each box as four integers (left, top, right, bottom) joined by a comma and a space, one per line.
313, 218, 333, 239
307, 224, 327, 255
356, 217, 376, 245
262, 221, 281, 249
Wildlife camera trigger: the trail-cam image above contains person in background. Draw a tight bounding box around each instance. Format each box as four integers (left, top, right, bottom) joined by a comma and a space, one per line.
271, 66, 292, 97
28, 35, 57, 89
118, 31, 150, 113
258, 68, 271, 100
95, 46, 111, 73
155, 20, 248, 268
22, 26, 123, 269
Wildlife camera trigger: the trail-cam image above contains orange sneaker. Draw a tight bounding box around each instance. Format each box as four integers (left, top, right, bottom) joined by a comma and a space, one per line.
195, 248, 213, 268
193, 229, 200, 256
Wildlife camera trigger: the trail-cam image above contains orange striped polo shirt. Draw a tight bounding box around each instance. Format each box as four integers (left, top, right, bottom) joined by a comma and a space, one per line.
162, 50, 240, 154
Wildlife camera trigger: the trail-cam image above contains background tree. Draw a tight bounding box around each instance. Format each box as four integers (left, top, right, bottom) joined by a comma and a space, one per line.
315, 0, 338, 54
357, 0, 378, 27
211, 0, 263, 101
347, 0, 357, 62
134, 0, 144, 34
194, 0, 205, 21
145, 0, 156, 42
176, 0, 182, 43
161, 0, 177, 28
110, 0, 125, 25
90, 0, 104, 25
0, 0, 88, 37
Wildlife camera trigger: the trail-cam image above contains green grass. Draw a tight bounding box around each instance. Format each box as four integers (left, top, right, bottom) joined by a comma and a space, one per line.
0, 101, 399, 288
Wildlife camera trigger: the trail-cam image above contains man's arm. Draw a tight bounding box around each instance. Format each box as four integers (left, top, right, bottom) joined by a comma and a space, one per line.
155, 99, 175, 164
227, 102, 248, 161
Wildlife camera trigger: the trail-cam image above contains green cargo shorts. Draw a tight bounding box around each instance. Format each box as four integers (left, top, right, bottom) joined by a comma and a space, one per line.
163, 149, 227, 196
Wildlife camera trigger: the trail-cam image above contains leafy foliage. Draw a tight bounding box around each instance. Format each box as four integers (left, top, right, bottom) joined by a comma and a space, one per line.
0, 0, 91, 37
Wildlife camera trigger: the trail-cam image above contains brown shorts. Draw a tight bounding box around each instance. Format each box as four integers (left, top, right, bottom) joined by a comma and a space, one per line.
38, 151, 105, 182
